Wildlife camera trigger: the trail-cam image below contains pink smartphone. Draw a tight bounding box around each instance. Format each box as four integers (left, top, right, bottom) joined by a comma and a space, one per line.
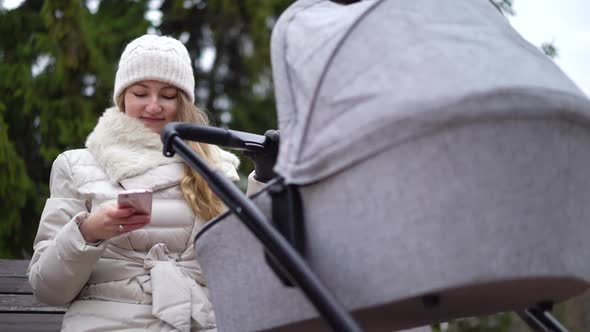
117, 189, 153, 215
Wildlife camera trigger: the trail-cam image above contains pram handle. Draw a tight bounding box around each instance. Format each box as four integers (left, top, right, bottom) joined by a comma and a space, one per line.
161, 123, 363, 332
161, 122, 267, 152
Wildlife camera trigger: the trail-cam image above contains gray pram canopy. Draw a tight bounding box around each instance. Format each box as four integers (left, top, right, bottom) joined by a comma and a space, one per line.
194, 0, 590, 331
273, 0, 587, 184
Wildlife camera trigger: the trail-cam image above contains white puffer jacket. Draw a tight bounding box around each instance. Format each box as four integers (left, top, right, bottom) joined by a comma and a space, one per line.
28, 108, 263, 332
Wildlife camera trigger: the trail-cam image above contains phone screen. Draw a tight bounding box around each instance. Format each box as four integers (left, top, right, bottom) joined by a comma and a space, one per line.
117, 189, 153, 215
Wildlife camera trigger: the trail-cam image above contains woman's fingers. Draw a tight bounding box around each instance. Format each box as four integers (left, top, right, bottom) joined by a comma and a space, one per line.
118, 222, 147, 233
80, 204, 151, 241
112, 212, 150, 234
109, 206, 136, 219
119, 214, 151, 226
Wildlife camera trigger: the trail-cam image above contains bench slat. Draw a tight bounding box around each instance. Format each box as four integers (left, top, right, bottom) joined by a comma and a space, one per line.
0, 277, 33, 294
0, 294, 67, 313
0, 260, 29, 278
0, 260, 67, 330
0, 313, 63, 332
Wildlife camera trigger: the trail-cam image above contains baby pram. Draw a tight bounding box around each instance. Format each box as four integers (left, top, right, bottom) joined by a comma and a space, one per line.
162, 0, 590, 331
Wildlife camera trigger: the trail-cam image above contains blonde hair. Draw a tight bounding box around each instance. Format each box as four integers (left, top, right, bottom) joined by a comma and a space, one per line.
116, 90, 224, 221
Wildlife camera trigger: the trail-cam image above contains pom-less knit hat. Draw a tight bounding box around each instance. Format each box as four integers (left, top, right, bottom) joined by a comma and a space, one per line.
113, 34, 195, 104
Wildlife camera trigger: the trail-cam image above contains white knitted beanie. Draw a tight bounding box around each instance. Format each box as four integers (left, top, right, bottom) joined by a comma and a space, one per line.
113, 34, 195, 104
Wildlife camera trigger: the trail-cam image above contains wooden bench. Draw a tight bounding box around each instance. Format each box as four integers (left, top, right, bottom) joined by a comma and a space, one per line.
1, 259, 588, 331
0, 259, 65, 332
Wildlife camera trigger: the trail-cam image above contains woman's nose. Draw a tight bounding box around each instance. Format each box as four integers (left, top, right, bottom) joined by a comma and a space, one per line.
145, 96, 162, 113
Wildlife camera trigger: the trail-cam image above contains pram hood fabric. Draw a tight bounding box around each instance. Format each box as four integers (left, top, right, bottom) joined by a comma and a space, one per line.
271, 0, 588, 185
194, 1, 590, 330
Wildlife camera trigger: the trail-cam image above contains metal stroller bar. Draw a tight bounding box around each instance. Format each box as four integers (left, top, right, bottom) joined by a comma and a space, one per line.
167, 122, 267, 152
161, 122, 363, 332
518, 303, 569, 332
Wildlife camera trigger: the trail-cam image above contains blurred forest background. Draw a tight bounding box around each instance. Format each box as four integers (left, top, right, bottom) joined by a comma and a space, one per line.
0, 0, 588, 331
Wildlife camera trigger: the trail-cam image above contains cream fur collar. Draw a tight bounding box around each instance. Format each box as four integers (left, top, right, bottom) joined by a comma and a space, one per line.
86, 108, 240, 182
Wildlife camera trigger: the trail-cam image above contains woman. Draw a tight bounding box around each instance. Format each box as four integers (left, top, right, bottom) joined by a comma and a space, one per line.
28, 34, 267, 331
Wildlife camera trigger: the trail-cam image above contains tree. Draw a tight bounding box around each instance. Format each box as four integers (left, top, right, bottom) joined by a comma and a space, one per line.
491, 0, 516, 15
491, 0, 559, 58
155, 0, 292, 181
0, 0, 150, 258
157, 0, 290, 130
540, 41, 559, 59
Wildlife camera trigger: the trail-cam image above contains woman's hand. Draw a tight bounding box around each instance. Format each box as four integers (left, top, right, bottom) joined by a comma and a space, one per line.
79, 204, 150, 243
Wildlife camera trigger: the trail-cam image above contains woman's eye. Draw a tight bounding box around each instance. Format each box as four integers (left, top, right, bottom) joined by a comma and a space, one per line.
133, 92, 147, 97
162, 95, 177, 100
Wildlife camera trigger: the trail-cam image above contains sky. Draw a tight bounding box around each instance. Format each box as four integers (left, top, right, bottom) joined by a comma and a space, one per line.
2, 0, 589, 95
508, 0, 590, 96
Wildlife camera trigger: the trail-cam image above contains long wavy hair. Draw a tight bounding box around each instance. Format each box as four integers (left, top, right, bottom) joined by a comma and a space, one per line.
115, 90, 225, 221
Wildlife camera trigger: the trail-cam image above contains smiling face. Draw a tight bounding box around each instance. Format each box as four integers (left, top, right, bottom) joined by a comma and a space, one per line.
123, 80, 179, 133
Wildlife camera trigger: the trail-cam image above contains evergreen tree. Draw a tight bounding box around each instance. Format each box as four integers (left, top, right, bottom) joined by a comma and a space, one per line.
156, 0, 291, 179
158, 0, 291, 133
0, 0, 150, 258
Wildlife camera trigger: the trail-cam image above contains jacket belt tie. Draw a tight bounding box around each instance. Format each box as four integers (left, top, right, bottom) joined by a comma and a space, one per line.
143, 243, 215, 332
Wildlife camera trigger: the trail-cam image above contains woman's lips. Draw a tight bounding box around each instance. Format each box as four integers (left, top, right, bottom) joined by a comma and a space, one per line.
141, 117, 163, 123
